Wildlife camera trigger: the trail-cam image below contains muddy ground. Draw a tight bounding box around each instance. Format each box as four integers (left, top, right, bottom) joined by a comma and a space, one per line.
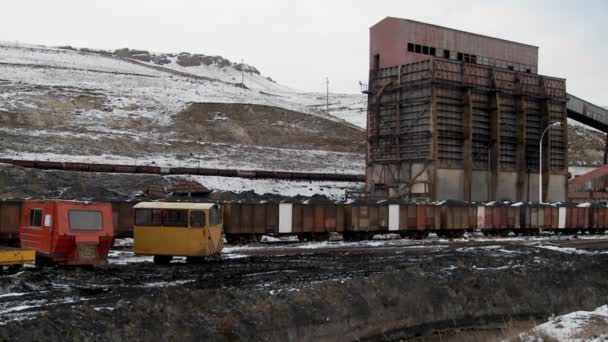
0, 237, 607, 341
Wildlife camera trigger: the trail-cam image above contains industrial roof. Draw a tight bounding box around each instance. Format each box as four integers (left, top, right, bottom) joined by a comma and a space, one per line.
374, 17, 539, 49
133, 202, 217, 210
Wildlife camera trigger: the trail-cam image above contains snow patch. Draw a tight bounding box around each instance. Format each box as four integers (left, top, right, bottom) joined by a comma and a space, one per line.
521, 305, 608, 341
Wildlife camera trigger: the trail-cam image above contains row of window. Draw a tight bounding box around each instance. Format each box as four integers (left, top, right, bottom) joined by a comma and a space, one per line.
406, 42, 536, 74
134, 208, 222, 228
28, 209, 102, 231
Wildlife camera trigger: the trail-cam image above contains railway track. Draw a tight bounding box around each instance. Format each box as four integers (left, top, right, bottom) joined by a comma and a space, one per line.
222, 234, 608, 257
0, 158, 365, 182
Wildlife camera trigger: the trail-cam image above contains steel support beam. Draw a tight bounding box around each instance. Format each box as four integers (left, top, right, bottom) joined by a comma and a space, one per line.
430, 86, 438, 200
463, 88, 473, 201
540, 99, 551, 202
488, 92, 501, 201
515, 96, 527, 201
604, 133, 608, 165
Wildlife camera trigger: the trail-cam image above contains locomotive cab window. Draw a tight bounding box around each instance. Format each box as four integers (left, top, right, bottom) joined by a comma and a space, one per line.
163, 209, 189, 227
209, 206, 222, 226
68, 210, 103, 231
134, 209, 163, 226
189, 210, 206, 228
29, 208, 43, 227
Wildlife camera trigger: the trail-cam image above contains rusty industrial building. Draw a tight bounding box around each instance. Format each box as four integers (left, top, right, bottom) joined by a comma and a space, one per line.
365, 17, 608, 202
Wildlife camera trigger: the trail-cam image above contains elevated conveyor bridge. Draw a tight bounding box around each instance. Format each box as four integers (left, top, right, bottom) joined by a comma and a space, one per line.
567, 94, 608, 164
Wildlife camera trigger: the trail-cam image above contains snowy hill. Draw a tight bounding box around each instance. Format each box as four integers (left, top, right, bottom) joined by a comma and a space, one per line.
0, 42, 366, 175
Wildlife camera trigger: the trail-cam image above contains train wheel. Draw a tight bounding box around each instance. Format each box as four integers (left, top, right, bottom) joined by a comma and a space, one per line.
312, 233, 330, 241
248, 235, 261, 244
521, 228, 537, 236
343, 232, 359, 241
298, 233, 312, 242
411, 231, 429, 239
186, 256, 205, 264
153, 255, 172, 265
1, 265, 22, 274
343, 232, 374, 242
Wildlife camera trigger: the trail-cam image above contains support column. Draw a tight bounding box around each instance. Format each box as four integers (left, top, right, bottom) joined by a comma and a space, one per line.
463, 88, 473, 201
394, 66, 402, 192
515, 96, 527, 201
430, 85, 438, 200
540, 99, 550, 202
489, 92, 501, 201
604, 133, 608, 165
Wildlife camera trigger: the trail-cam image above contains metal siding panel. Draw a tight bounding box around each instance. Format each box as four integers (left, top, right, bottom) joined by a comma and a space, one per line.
303, 205, 314, 232
400, 206, 409, 229
278, 203, 293, 234
389, 205, 399, 231
369, 206, 378, 230
477, 206, 485, 228
268, 204, 279, 233
336, 206, 345, 232
293, 204, 303, 233
253, 205, 266, 234
407, 205, 425, 229
558, 207, 566, 229
314, 205, 325, 233
538, 208, 545, 227
325, 205, 337, 231
416, 206, 426, 229
379, 205, 389, 230
242, 204, 253, 234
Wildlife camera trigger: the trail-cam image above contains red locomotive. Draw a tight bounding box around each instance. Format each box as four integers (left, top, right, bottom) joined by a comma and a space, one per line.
19, 200, 114, 265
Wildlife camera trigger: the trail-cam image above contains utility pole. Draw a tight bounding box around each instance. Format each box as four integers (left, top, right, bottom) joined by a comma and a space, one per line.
325, 77, 329, 112
241, 59, 245, 87
197, 137, 201, 169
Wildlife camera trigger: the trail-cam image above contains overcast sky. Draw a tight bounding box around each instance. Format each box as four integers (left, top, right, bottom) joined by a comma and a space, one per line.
2, 0, 607, 104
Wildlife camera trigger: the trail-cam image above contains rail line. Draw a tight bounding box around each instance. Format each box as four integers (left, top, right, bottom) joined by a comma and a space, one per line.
0, 158, 365, 182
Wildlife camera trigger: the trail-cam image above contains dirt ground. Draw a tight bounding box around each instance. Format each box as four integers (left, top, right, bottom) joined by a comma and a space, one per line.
0, 237, 607, 341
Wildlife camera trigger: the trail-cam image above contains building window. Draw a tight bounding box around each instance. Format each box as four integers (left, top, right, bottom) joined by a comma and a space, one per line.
415, 44, 422, 53
422, 46, 429, 55
526, 68, 532, 73
457, 52, 464, 61
407, 43, 414, 52
507, 65, 514, 71
430, 47, 436, 56
443, 50, 451, 59
373, 54, 380, 70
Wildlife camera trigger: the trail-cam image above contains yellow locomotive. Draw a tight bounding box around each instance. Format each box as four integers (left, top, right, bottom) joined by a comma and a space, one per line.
133, 202, 224, 264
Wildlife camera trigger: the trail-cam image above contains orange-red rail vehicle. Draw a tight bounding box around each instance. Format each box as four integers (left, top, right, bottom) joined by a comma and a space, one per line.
19, 200, 114, 265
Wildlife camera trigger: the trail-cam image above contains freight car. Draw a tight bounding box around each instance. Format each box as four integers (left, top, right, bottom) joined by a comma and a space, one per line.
223, 199, 607, 243
1, 199, 607, 246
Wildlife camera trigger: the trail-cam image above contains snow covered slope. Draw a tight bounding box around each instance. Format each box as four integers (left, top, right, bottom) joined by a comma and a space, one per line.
0, 42, 366, 175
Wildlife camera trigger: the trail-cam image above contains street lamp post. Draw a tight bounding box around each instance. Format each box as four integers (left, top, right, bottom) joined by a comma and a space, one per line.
538, 121, 561, 203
